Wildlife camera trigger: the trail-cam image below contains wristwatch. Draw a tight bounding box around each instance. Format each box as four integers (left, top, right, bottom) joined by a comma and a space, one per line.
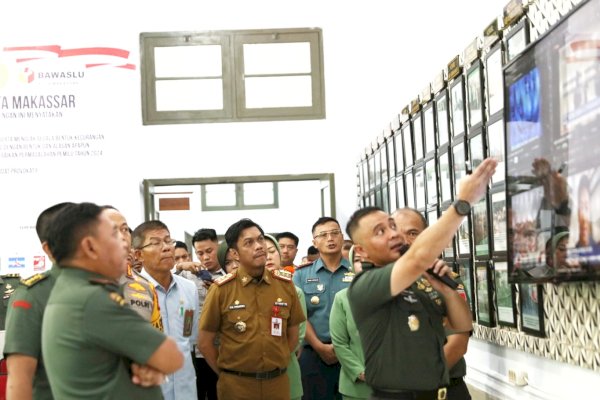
452, 199, 471, 216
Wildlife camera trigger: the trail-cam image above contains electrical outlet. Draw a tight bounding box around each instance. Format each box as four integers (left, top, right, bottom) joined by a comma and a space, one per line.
508, 369, 528, 386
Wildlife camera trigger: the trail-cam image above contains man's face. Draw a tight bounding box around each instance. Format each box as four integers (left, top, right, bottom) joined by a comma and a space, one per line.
393, 211, 426, 246
104, 208, 132, 250
136, 228, 175, 274
312, 221, 344, 256
193, 239, 219, 272
234, 227, 266, 277
265, 240, 281, 271
354, 210, 402, 266
278, 237, 298, 266
95, 210, 129, 279
174, 247, 190, 264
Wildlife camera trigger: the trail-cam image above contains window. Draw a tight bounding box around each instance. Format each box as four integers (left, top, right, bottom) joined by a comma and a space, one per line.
140, 28, 325, 124
201, 182, 278, 210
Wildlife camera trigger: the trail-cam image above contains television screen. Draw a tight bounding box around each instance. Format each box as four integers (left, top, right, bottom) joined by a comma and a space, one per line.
505, 0, 600, 283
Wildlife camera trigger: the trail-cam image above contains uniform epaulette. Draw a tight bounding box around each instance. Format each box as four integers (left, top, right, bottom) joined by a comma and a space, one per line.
272, 268, 293, 282
20, 273, 48, 287
2, 273, 21, 279
296, 261, 313, 270
109, 292, 126, 306
214, 272, 236, 286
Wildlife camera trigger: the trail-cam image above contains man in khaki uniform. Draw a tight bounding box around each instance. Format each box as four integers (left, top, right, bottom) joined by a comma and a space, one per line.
198, 218, 305, 400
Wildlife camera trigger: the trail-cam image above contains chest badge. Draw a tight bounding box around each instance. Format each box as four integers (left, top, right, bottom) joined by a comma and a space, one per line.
310, 295, 320, 305
408, 314, 420, 332
316, 283, 324, 292
234, 321, 247, 333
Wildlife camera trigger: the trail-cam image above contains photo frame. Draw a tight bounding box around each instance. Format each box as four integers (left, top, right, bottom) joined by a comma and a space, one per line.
468, 129, 486, 172
486, 115, 506, 186
381, 184, 390, 213
367, 152, 375, 190
359, 158, 367, 194
438, 149, 453, 205
414, 164, 426, 211
368, 191, 375, 207
450, 76, 467, 138
427, 207, 439, 227
396, 175, 406, 208
519, 283, 545, 337
475, 261, 495, 327
457, 259, 476, 320
494, 260, 517, 327
405, 170, 415, 209
393, 128, 405, 174
441, 204, 457, 260
387, 134, 396, 178
425, 157, 438, 206
485, 42, 505, 118
435, 90, 450, 148
505, 18, 530, 63
402, 123, 414, 168
412, 113, 424, 161
388, 178, 398, 212
457, 215, 471, 257
423, 103, 437, 156
473, 195, 491, 259
380, 142, 389, 183
491, 189, 508, 256
466, 60, 485, 130
452, 140, 467, 198
374, 147, 382, 187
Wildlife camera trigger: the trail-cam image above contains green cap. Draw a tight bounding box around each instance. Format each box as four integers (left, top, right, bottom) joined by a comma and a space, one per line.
216, 241, 230, 269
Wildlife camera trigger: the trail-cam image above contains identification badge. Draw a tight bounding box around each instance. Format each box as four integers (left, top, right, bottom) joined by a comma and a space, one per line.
342, 276, 354, 283
183, 309, 194, 337
271, 317, 282, 336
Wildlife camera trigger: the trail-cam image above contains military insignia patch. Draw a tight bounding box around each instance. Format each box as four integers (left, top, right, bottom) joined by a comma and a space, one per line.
109, 292, 126, 306
272, 269, 292, 282
214, 272, 236, 286
20, 273, 48, 287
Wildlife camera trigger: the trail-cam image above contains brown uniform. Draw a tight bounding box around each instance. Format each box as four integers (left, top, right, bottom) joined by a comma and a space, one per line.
200, 267, 305, 400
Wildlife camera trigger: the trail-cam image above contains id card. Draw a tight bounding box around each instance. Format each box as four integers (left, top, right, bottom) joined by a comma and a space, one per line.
271, 317, 282, 336
183, 309, 194, 337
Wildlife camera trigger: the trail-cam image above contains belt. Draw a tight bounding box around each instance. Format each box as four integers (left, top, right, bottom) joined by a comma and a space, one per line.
221, 368, 287, 380
372, 387, 447, 400
449, 377, 464, 387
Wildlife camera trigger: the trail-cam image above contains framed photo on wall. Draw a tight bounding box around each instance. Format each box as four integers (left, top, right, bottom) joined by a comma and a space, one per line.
485, 42, 504, 118
475, 261, 495, 327
466, 60, 484, 130
486, 115, 506, 186
412, 113, 424, 161
405, 169, 415, 209
457, 259, 476, 320
438, 149, 453, 205
468, 129, 486, 172
435, 90, 450, 148
425, 157, 438, 206
396, 175, 406, 208
387, 134, 396, 178
359, 158, 367, 194
381, 184, 389, 213
423, 103, 437, 156
427, 207, 439, 226
367, 152, 375, 191
494, 260, 517, 327
414, 164, 426, 211
452, 140, 467, 198
505, 18, 530, 63
380, 142, 389, 183
491, 189, 508, 256
519, 283, 545, 337
473, 196, 490, 259
374, 148, 381, 187
402, 123, 414, 168
388, 178, 397, 212
450, 76, 466, 139
457, 216, 471, 257
394, 129, 405, 174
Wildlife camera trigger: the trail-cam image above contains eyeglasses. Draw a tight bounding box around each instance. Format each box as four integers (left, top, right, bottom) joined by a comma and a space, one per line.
139, 238, 176, 250
313, 229, 342, 240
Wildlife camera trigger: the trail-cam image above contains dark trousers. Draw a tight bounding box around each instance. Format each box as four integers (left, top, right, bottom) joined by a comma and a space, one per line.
299, 345, 342, 400
192, 355, 218, 400
446, 378, 471, 400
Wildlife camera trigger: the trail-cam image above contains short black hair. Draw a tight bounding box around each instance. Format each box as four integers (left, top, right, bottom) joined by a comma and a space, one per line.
311, 217, 340, 235
132, 220, 169, 249
393, 207, 428, 230
46, 202, 103, 264
345, 207, 383, 241
225, 218, 264, 250
175, 241, 188, 252
307, 245, 319, 256
275, 231, 299, 246
36, 202, 75, 243
192, 228, 217, 246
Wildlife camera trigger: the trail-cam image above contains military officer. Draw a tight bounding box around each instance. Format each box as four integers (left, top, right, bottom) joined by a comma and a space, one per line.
42, 202, 183, 399
0, 273, 22, 330
345, 158, 495, 400
198, 218, 305, 400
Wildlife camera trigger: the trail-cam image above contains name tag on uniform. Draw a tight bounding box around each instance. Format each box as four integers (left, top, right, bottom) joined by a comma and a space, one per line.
271, 317, 282, 336
306, 278, 319, 283
183, 309, 194, 337
342, 276, 354, 283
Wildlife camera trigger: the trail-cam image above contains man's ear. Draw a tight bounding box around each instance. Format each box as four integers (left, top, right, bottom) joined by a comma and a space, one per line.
41, 241, 56, 264
80, 236, 99, 260
354, 243, 367, 260
134, 249, 144, 263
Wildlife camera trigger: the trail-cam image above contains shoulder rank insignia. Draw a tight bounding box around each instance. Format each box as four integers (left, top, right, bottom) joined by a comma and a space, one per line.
127, 282, 147, 292
20, 273, 48, 287
272, 269, 293, 282
2, 273, 21, 279
296, 261, 313, 270
109, 292, 126, 306
214, 272, 236, 286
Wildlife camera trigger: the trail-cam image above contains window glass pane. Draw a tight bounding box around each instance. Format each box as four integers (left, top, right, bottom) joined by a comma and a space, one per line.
245, 76, 312, 108
244, 42, 311, 74
204, 184, 236, 206
156, 79, 223, 111
243, 182, 274, 205
154, 45, 222, 77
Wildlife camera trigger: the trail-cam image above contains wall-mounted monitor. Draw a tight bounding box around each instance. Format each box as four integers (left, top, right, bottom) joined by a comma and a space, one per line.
505, 0, 600, 284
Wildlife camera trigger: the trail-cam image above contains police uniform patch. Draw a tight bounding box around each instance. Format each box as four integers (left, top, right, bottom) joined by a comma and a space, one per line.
272, 269, 292, 282
20, 273, 47, 287
128, 282, 147, 292
214, 272, 236, 286
109, 292, 126, 306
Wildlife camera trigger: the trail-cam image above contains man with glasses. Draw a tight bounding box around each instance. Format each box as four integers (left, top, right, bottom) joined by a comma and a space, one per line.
133, 220, 199, 400
293, 217, 352, 400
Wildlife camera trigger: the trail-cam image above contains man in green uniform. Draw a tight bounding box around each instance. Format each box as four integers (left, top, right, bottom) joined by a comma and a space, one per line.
0, 274, 22, 330
41, 202, 183, 399
346, 158, 496, 400
198, 218, 306, 400
392, 208, 472, 400
4, 202, 73, 400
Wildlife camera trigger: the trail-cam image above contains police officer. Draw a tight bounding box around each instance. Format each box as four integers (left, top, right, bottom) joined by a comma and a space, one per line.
41, 202, 183, 399
346, 158, 496, 400
293, 217, 352, 400
392, 208, 472, 400
198, 218, 305, 400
